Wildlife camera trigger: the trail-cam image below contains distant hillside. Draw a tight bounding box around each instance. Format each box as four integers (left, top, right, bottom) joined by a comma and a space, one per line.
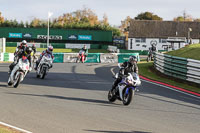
166, 44, 200, 60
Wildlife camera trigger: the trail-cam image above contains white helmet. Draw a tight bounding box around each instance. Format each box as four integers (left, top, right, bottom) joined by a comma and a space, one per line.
47, 46, 53, 54
22, 40, 27, 44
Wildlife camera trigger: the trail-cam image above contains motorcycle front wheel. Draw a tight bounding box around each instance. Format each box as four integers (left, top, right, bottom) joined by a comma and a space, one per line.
8, 77, 13, 86
13, 72, 22, 88
123, 88, 133, 106
41, 67, 47, 79
108, 89, 117, 102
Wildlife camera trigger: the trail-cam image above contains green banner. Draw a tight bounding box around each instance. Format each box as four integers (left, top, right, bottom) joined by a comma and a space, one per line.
4, 53, 9, 61
53, 53, 64, 63
118, 53, 140, 63
85, 53, 100, 63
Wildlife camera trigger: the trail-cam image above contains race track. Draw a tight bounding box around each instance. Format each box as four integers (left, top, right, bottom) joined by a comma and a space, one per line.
0, 63, 200, 133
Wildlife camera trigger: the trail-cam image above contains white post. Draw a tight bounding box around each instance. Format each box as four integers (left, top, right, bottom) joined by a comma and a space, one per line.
47, 12, 53, 47
47, 16, 50, 47
3, 38, 6, 53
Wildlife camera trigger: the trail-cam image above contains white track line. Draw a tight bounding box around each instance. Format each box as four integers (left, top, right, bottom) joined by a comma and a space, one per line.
110, 67, 200, 99
0, 121, 32, 133
141, 79, 200, 99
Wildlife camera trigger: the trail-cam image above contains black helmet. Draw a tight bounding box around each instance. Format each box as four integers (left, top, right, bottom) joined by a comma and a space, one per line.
129, 55, 137, 64
25, 47, 32, 55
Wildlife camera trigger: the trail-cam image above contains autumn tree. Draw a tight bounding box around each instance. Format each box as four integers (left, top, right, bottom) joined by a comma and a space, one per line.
120, 16, 131, 40
0, 12, 4, 24
173, 11, 193, 21
135, 12, 163, 20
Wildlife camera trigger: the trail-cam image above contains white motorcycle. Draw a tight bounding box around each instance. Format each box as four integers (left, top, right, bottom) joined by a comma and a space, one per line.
108, 64, 141, 105
8, 56, 30, 88
36, 54, 53, 79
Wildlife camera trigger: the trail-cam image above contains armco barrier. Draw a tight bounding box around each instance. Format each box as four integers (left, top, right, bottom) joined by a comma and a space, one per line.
154, 52, 200, 84
118, 53, 140, 63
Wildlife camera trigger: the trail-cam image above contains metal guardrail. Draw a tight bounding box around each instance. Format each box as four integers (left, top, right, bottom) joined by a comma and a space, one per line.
154, 52, 200, 84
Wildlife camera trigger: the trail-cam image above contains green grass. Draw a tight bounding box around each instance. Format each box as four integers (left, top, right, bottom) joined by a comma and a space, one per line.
166, 43, 200, 60
138, 61, 200, 93
0, 127, 16, 133
6, 47, 109, 53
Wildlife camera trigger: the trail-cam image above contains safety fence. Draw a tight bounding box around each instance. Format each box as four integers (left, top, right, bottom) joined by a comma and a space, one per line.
0, 53, 140, 63
154, 52, 200, 84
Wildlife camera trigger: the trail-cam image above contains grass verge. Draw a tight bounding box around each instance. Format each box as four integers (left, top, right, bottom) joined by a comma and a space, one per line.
166, 43, 200, 60
6, 47, 108, 53
138, 61, 200, 94
0, 124, 21, 133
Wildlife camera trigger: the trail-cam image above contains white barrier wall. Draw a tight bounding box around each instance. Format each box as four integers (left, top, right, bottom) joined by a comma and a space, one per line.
0, 53, 3, 61
63, 53, 79, 63
100, 53, 118, 63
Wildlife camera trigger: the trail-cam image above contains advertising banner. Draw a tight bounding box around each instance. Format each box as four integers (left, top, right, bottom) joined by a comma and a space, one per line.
118, 53, 140, 63
78, 35, 92, 40
68, 35, 78, 40
53, 53, 64, 63
37, 35, 62, 40
23, 33, 32, 38
85, 53, 100, 63
65, 44, 91, 49
9, 33, 22, 38
100, 53, 118, 63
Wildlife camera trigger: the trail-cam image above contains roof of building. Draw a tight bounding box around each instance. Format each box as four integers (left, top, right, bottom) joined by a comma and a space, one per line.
128, 20, 200, 39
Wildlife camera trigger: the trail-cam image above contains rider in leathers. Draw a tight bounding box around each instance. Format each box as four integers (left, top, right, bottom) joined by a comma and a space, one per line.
112, 55, 139, 90
9, 46, 33, 73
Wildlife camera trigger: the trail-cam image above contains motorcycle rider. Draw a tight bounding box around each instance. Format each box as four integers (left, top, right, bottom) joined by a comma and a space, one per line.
148, 44, 157, 61
9, 46, 33, 73
14, 40, 28, 60
80, 45, 88, 56
35, 46, 54, 70
112, 55, 139, 90
81, 45, 88, 54
32, 44, 37, 55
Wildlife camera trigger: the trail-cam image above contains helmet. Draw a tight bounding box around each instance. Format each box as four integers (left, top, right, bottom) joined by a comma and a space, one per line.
47, 46, 53, 54
20, 40, 27, 48
25, 47, 32, 55
129, 55, 137, 64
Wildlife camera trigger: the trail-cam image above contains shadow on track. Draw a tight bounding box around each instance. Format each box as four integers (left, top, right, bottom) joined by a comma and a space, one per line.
84, 129, 152, 133
6, 92, 122, 107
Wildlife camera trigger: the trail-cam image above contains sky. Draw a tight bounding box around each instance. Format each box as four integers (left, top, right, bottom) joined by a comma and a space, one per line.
0, 0, 200, 26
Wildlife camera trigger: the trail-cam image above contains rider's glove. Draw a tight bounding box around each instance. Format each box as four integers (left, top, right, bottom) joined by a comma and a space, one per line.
29, 67, 32, 72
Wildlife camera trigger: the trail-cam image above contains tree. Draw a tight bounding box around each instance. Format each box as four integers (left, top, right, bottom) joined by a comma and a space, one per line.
0, 12, 4, 24
101, 13, 109, 26
135, 12, 163, 20
173, 10, 193, 21
120, 16, 131, 40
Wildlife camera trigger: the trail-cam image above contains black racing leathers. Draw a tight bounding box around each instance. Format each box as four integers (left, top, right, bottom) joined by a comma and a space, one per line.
112, 61, 138, 89
9, 51, 32, 73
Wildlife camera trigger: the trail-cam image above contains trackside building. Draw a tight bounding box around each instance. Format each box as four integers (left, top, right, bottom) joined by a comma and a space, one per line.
128, 20, 200, 51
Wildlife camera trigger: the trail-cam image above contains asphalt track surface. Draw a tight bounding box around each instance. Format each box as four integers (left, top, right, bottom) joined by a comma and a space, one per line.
0, 63, 200, 133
